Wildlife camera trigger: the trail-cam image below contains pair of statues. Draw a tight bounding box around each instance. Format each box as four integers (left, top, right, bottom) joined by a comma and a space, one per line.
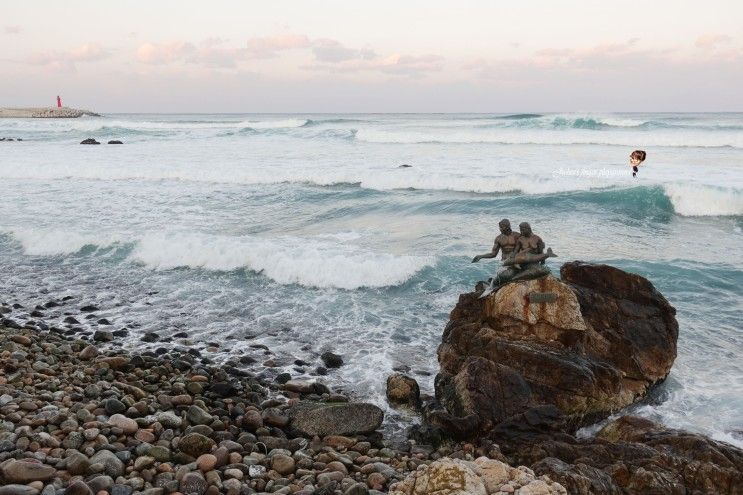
472, 219, 556, 295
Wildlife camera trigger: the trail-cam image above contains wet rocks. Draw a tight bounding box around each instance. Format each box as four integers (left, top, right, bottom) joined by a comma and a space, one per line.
386, 373, 421, 408
80, 138, 100, 145
321, 351, 344, 368
93, 329, 113, 342
108, 140, 123, 144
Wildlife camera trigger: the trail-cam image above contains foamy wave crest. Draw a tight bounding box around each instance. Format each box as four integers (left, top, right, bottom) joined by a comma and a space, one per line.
664, 184, 743, 217
9, 229, 122, 255
239, 119, 308, 129
130, 233, 432, 289
354, 127, 743, 148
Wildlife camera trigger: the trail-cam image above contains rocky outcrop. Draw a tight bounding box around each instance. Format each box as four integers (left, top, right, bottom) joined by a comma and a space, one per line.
80, 138, 100, 145
435, 262, 678, 434
389, 457, 567, 495
496, 415, 743, 495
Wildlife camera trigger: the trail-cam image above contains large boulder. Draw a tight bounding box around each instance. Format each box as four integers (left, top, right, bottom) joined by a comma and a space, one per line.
435, 262, 678, 434
389, 457, 566, 495
290, 402, 383, 437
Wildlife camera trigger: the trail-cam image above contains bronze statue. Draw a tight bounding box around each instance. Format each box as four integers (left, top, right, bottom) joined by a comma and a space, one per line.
474, 221, 556, 298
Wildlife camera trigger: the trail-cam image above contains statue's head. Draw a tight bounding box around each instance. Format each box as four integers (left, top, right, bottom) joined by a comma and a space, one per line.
498, 218, 511, 235
519, 222, 532, 237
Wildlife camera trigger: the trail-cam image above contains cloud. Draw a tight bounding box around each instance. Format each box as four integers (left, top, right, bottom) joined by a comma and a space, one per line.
311, 38, 375, 62
695, 34, 733, 49
305, 52, 443, 76
136, 41, 195, 64
26, 43, 111, 72
245, 34, 310, 58
4, 25, 21, 35
137, 35, 311, 67
133, 35, 442, 76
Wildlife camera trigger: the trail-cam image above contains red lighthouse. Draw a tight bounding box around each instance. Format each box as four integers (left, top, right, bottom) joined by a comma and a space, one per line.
57, 95, 62, 108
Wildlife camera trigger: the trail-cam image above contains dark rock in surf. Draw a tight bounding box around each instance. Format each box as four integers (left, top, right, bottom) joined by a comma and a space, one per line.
80, 138, 100, 145
93, 330, 113, 342
321, 351, 344, 368
386, 373, 421, 409
80, 305, 99, 312
434, 262, 678, 436
108, 140, 123, 144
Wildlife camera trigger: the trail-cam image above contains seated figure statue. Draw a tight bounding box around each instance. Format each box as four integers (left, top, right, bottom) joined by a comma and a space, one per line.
474, 221, 556, 298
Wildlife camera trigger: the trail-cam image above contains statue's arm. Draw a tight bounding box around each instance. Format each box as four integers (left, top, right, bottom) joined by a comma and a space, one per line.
472, 242, 500, 262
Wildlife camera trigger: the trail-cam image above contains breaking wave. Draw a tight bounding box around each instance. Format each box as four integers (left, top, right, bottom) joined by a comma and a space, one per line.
5, 230, 432, 290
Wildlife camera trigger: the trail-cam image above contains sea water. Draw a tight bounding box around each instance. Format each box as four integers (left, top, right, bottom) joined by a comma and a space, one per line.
0, 113, 741, 445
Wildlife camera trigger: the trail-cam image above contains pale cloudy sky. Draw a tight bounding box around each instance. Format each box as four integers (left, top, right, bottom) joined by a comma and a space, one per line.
1, 0, 742, 112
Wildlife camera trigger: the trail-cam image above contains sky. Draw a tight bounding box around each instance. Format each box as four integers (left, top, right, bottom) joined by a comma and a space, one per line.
1, 0, 742, 112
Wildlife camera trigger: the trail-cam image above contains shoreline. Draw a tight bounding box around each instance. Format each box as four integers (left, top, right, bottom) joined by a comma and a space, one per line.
0, 320, 566, 495
0, 107, 100, 118
3, 276, 743, 494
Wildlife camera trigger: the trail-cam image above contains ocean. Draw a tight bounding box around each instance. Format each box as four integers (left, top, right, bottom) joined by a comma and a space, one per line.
0, 112, 741, 445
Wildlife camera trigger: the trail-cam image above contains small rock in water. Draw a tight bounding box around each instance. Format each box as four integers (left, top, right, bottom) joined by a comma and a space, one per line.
80, 304, 99, 312
93, 330, 113, 342
108, 140, 123, 144
321, 351, 344, 368
80, 138, 100, 145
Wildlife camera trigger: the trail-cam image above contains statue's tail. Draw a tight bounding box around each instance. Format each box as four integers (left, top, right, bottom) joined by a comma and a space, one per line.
546, 247, 557, 258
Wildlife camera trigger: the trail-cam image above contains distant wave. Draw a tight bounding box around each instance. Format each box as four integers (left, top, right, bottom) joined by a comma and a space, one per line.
239, 118, 308, 130
353, 127, 743, 148
496, 113, 544, 120
6, 230, 432, 290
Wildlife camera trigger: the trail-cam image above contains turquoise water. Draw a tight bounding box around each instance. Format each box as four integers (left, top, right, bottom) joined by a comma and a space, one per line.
0, 113, 741, 444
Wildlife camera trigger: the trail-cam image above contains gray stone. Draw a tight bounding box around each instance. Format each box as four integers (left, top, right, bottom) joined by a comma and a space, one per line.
87, 475, 114, 493
89, 449, 125, 477
186, 405, 213, 425
155, 411, 182, 428
180, 471, 208, 495
178, 432, 214, 457
64, 481, 93, 495
104, 398, 126, 415
291, 403, 383, 436
1, 460, 56, 483
111, 484, 133, 495
66, 451, 90, 475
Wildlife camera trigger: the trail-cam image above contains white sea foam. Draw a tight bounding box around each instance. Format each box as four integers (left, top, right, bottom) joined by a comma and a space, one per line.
9, 228, 122, 256
664, 184, 743, 217
239, 119, 308, 129
354, 127, 743, 148
130, 232, 432, 289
